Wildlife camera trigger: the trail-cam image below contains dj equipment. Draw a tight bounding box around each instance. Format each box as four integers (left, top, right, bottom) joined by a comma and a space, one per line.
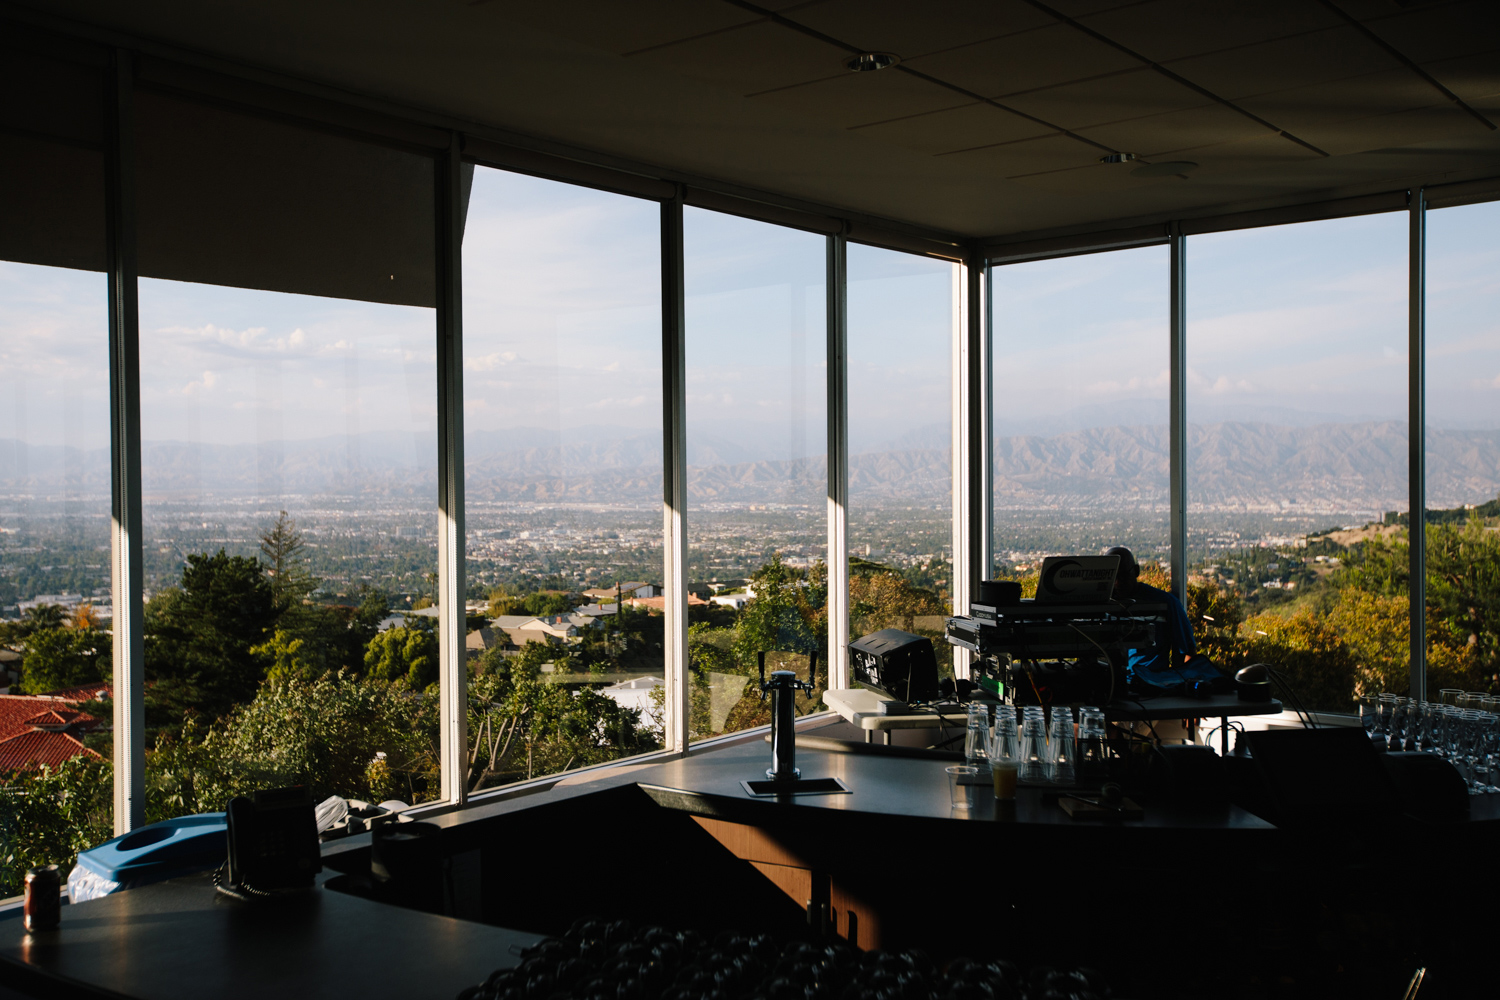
1034, 555, 1120, 604
850, 629, 940, 703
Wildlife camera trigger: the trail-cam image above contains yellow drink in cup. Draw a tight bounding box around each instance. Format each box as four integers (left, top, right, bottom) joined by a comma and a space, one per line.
991, 761, 1019, 800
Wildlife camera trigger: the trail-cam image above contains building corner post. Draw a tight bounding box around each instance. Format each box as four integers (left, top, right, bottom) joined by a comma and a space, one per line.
436, 131, 468, 804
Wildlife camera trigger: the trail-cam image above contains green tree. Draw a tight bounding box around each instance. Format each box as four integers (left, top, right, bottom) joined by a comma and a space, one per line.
18, 625, 111, 694
146, 669, 438, 817
364, 619, 439, 689
465, 641, 656, 790
0, 756, 113, 898
144, 550, 280, 721
259, 510, 315, 610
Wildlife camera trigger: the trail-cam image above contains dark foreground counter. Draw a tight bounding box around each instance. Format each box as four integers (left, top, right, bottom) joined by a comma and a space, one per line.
0, 872, 541, 1000
4, 740, 1497, 1000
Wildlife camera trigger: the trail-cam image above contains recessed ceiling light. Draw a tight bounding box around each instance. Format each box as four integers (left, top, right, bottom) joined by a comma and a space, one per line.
1098, 152, 1136, 164
1133, 161, 1198, 178
846, 52, 900, 72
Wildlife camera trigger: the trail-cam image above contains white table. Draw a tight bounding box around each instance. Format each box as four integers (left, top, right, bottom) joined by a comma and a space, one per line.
822, 688, 969, 745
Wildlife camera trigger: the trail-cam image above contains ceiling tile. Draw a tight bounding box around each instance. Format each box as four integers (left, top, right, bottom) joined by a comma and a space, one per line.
789, 0, 1052, 60
1002, 67, 1211, 130
1423, 50, 1500, 109
1296, 103, 1490, 157
475, 0, 760, 57
1161, 131, 1323, 179
910, 23, 1139, 98
850, 101, 1055, 155
1354, 1, 1500, 64
1167, 26, 1393, 101
1241, 69, 1450, 131
1075, 103, 1270, 158
625, 18, 850, 95
938, 132, 1102, 179
753, 69, 972, 127
1079, 0, 1340, 64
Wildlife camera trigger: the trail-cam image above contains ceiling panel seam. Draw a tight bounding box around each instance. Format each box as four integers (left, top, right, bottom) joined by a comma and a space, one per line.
1318, 0, 1497, 131
1020, 0, 1331, 157
717, 0, 1121, 155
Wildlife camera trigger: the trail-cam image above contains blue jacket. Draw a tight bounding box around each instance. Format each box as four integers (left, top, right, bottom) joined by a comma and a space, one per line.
1124, 582, 1196, 675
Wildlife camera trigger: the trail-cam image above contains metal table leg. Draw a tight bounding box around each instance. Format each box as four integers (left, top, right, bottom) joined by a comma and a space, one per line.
1220, 716, 1230, 755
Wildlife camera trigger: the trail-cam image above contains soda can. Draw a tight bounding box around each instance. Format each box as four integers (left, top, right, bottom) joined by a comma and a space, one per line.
23, 864, 61, 932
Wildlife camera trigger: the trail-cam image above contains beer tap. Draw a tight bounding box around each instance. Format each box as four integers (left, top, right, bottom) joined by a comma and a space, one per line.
758, 650, 816, 782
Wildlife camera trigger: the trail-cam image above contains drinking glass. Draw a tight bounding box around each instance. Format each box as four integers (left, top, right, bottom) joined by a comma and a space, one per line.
1077, 707, 1108, 780
946, 765, 978, 810
1439, 688, 1464, 706
1019, 711, 1048, 784
1377, 693, 1399, 747
1419, 700, 1442, 753
964, 703, 991, 771
1359, 695, 1379, 741
1046, 707, 1076, 785
1458, 693, 1484, 712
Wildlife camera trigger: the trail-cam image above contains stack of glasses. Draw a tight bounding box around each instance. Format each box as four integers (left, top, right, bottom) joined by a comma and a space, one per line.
1360, 689, 1500, 794
973, 703, 1098, 787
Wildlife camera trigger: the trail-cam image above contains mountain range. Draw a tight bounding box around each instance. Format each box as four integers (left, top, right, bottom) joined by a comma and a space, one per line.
2, 421, 1497, 510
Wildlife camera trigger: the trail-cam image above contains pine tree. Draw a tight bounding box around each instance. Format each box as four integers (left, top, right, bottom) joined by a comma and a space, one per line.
260, 510, 315, 609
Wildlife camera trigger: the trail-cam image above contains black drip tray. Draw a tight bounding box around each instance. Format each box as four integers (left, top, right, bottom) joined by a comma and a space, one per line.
741, 777, 850, 797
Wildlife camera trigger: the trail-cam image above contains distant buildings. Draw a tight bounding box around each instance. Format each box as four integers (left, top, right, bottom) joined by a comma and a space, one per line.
582, 582, 659, 601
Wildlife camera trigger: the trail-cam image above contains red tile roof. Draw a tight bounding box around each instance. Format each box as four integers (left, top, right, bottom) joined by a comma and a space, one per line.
36, 681, 112, 702
0, 728, 101, 772
0, 691, 104, 773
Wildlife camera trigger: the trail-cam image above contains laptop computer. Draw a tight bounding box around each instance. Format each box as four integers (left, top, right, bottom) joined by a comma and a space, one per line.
1034, 555, 1120, 604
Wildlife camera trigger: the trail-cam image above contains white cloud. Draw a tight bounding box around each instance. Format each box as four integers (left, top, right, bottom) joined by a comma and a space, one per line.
183, 370, 217, 395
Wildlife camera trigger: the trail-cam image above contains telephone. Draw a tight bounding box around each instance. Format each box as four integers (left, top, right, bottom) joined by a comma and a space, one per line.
219, 786, 322, 899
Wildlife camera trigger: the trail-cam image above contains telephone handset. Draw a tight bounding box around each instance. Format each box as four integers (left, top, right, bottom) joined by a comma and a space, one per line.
219, 786, 322, 899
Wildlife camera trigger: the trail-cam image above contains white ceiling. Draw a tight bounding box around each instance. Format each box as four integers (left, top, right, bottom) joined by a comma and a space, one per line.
17, 0, 1500, 239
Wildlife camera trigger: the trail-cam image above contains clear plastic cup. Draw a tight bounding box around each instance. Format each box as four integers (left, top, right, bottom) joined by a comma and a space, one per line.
1046, 707, 1076, 785
946, 765, 978, 810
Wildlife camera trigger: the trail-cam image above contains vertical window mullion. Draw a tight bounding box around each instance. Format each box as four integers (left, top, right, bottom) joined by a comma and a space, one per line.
661, 191, 689, 751
826, 233, 849, 690
436, 133, 467, 804
1169, 226, 1187, 603
1409, 189, 1427, 702
106, 47, 144, 835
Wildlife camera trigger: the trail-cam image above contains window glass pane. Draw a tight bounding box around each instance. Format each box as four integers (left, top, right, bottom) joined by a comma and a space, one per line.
0, 261, 111, 896
990, 246, 1170, 585
1188, 214, 1408, 711
461, 167, 664, 790
1424, 201, 1500, 692
135, 101, 441, 812
684, 209, 826, 740
846, 244, 954, 677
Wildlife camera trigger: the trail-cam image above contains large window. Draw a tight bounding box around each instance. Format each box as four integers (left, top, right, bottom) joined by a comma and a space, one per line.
1423, 201, 1500, 693
989, 246, 1171, 585
684, 209, 826, 740
1187, 214, 1409, 710
134, 94, 443, 811
846, 244, 955, 674
461, 166, 663, 789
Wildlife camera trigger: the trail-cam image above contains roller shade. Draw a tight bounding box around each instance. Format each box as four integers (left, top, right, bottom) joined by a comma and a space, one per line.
135, 90, 437, 307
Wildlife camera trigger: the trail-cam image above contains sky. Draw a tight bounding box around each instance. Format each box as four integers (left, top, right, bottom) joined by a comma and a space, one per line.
1, 179, 1495, 470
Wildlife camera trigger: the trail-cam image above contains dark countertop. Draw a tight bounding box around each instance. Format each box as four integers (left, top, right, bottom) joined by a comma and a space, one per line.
0, 873, 540, 1000
634, 741, 1275, 830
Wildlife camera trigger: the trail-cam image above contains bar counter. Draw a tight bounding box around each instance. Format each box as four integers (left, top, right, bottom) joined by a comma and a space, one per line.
3, 739, 1490, 1000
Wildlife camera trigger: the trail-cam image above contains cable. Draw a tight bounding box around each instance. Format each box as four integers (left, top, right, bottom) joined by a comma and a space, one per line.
1267, 667, 1317, 729
1066, 623, 1117, 706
